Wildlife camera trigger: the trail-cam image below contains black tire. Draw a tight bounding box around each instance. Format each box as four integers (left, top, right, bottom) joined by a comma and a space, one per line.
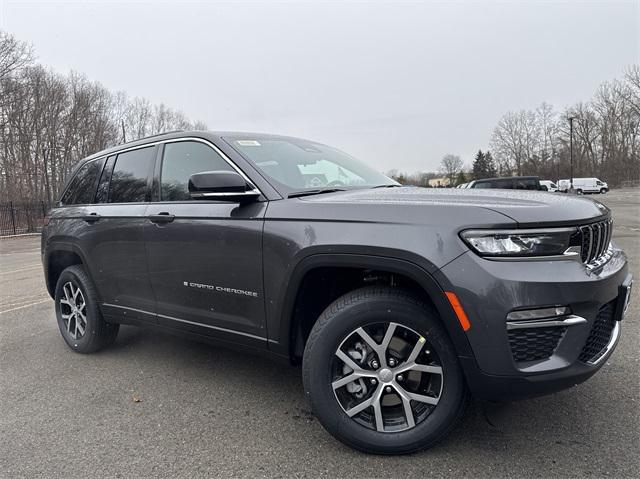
576, 189, 583, 195
302, 286, 466, 454
54, 264, 119, 353
600, 188, 607, 194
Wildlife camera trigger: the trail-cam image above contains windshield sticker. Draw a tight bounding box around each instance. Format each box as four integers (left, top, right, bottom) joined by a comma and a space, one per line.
236, 140, 261, 147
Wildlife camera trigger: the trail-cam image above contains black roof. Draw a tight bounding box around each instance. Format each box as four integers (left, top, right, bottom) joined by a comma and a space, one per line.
473, 176, 540, 182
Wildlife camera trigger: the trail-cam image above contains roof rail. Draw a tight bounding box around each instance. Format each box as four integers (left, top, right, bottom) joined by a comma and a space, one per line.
121, 130, 184, 146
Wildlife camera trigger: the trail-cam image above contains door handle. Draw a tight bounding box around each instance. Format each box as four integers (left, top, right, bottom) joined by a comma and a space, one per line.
148, 212, 175, 224
83, 213, 100, 223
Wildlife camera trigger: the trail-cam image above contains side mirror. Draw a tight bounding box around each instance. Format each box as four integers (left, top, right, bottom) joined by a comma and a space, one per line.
188, 171, 260, 202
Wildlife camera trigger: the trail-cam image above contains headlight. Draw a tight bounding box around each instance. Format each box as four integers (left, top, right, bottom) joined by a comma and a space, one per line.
460, 228, 579, 257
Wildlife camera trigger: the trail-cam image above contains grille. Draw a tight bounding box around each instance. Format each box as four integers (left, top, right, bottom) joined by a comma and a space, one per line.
508, 327, 567, 362
579, 302, 616, 363
579, 219, 612, 266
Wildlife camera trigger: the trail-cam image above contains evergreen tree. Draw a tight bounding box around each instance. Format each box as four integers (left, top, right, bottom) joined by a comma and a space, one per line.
455, 170, 467, 186
485, 151, 498, 177
472, 150, 486, 179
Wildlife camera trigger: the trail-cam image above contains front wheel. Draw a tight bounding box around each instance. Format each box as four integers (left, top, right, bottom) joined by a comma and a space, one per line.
302, 287, 466, 454
600, 188, 608, 194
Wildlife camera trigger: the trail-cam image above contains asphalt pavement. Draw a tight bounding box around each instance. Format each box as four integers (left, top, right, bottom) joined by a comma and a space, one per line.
1, 189, 638, 478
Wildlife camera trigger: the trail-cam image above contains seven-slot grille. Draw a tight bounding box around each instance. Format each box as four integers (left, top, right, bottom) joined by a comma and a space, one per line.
579, 218, 612, 265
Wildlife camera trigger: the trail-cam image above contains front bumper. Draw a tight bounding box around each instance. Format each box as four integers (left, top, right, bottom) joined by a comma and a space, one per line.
436, 246, 631, 401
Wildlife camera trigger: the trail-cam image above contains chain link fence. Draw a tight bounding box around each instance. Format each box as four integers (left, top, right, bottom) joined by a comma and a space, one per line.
0, 202, 50, 236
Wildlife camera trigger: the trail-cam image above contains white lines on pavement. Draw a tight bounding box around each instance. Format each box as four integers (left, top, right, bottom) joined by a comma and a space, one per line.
0, 298, 51, 314
0, 264, 42, 275
0, 294, 50, 308
0, 249, 40, 256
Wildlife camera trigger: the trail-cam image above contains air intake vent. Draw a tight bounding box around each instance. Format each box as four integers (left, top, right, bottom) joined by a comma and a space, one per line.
508, 327, 567, 362
579, 301, 617, 364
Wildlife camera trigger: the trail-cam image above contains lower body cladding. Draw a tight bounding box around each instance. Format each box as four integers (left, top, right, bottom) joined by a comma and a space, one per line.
436, 247, 632, 401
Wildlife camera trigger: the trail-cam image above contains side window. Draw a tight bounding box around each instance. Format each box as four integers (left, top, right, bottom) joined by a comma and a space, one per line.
60, 158, 105, 205
160, 141, 233, 201
109, 147, 155, 203
516, 178, 539, 190
95, 156, 116, 203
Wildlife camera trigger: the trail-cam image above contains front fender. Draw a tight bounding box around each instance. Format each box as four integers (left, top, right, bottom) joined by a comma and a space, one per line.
265, 250, 475, 364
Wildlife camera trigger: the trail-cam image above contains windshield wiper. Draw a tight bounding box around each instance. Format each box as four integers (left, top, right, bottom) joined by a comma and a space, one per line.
288, 188, 347, 198
372, 184, 402, 189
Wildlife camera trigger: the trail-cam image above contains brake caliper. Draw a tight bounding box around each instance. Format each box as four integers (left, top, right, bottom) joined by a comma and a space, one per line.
344, 341, 369, 399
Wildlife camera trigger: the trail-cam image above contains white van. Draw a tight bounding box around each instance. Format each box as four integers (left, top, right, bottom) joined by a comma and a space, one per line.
557, 178, 608, 194
540, 180, 558, 192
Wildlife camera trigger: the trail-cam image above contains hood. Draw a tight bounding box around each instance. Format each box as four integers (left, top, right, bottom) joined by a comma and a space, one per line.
301, 187, 610, 226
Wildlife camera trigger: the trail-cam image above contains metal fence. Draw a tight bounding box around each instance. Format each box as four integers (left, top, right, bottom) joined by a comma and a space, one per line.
0, 202, 50, 236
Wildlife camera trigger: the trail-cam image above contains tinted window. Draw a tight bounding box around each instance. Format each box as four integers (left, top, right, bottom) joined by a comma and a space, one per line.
95, 156, 115, 203
109, 147, 155, 203
515, 178, 539, 190
473, 179, 513, 189
60, 158, 105, 205
160, 141, 233, 201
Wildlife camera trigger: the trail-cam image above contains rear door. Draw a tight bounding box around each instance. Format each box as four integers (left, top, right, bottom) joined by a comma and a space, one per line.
88, 146, 158, 324
144, 139, 267, 346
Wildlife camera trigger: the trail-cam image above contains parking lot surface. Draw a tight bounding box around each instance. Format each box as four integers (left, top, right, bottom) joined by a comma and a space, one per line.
1, 189, 639, 478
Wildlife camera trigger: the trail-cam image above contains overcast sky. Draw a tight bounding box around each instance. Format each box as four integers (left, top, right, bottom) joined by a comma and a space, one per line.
1, 0, 638, 172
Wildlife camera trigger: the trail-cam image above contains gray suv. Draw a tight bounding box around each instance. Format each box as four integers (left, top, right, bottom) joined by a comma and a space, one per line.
41, 131, 633, 454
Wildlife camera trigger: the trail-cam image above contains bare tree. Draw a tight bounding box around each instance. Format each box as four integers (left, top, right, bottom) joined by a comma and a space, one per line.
440, 154, 463, 186
0, 31, 207, 203
0, 31, 33, 81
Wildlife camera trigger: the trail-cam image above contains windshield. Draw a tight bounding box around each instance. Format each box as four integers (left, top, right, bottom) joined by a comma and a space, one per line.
224, 135, 397, 193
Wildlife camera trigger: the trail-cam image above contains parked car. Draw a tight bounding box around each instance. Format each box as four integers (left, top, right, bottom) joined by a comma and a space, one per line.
466, 176, 542, 190
42, 131, 632, 454
539, 180, 559, 192
558, 178, 609, 194
455, 182, 468, 188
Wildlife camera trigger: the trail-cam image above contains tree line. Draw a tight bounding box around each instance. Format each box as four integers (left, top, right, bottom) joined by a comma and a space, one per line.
0, 31, 206, 204
390, 67, 639, 188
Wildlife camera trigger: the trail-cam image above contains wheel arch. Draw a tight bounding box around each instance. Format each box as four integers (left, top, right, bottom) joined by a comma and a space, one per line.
44, 241, 93, 299
273, 253, 475, 365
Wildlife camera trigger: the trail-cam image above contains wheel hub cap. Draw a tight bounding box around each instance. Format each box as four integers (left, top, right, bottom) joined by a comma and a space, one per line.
379, 368, 393, 383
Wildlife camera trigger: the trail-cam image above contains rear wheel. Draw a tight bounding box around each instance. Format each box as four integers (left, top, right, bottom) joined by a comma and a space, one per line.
302, 287, 466, 454
576, 189, 583, 195
54, 265, 119, 353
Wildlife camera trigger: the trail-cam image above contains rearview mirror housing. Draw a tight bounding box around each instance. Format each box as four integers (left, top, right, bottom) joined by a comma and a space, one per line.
188, 171, 260, 202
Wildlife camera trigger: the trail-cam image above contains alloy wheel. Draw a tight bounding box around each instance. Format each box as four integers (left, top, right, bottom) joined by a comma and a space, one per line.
332, 322, 444, 433
59, 281, 87, 340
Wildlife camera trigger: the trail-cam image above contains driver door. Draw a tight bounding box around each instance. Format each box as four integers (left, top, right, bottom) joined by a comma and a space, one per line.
144, 139, 267, 347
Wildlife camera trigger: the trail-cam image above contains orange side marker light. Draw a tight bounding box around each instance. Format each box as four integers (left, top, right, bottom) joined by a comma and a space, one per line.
445, 291, 471, 332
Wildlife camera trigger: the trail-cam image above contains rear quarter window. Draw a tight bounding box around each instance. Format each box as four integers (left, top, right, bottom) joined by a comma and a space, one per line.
60, 158, 105, 205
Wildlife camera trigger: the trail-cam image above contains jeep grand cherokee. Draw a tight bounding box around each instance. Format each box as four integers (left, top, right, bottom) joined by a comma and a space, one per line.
41, 131, 633, 454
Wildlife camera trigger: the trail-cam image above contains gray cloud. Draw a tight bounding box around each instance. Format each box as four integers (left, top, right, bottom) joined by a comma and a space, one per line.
2, 0, 638, 171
